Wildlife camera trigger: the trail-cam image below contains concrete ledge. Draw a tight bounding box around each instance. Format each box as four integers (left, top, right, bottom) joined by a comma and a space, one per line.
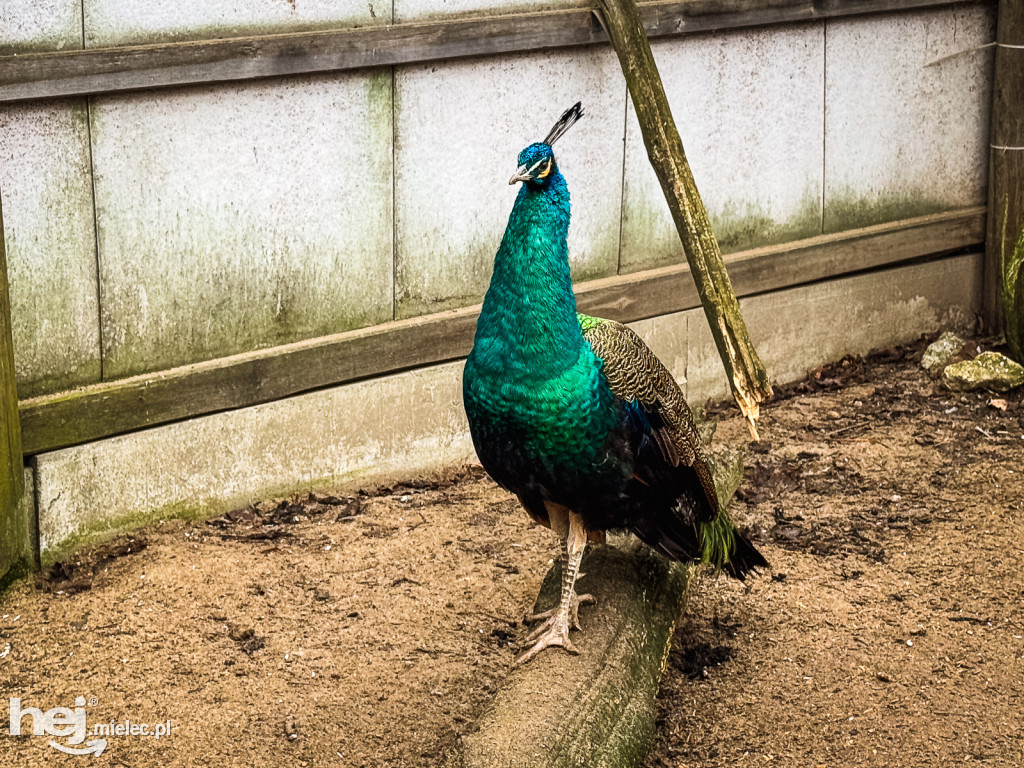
35, 361, 473, 564
33, 252, 981, 564
686, 251, 983, 402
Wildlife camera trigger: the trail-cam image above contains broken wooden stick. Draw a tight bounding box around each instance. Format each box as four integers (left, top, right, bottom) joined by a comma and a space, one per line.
596, 0, 773, 438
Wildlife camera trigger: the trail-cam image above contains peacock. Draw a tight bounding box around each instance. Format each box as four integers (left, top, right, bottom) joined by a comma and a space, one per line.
462, 102, 768, 665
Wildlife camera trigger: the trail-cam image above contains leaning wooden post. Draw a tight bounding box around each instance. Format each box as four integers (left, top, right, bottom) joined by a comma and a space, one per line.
596, 0, 772, 438
0, 193, 26, 585
984, 0, 1024, 331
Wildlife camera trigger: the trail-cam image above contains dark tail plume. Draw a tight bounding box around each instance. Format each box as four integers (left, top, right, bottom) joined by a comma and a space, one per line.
723, 529, 770, 580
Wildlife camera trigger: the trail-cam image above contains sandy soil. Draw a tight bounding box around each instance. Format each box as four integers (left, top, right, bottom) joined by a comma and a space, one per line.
0, 337, 1021, 767
0, 474, 557, 767
648, 342, 1024, 768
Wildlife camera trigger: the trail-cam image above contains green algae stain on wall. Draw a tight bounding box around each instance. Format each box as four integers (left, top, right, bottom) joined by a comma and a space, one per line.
823, 188, 954, 235
0, 0, 82, 56
620, 191, 823, 275
89, 71, 395, 380
0, 99, 103, 399
82, 0, 386, 49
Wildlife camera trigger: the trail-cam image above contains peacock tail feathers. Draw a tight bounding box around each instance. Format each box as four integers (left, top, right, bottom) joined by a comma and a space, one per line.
698, 509, 738, 571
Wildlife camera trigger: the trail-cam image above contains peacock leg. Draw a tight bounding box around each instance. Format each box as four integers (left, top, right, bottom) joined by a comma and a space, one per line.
515, 511, 593, 665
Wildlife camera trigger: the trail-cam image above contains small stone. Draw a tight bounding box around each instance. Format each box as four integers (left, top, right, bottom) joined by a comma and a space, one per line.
943, 352, 1024, 393
921, 331, 966, 374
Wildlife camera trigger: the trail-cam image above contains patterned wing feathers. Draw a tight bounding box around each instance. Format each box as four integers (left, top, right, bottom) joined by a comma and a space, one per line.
580, 315, 718, 520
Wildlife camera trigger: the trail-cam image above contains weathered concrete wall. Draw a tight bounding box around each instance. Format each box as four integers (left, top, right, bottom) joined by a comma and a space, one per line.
0, 100, 101, 399
824, 5, 994, 232
621, 23, 825, 273
394, 48, 627, 319
33, 252, 980, 561
83, 0, 385, 47
1, 4, 996, 394
0, 0, 81, 54
90, 73, 394, 379
687, 253, 982, 403
395, 0, 584, 23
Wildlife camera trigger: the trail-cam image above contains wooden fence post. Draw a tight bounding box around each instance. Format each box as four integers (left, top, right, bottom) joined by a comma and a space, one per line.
984, 0, 1024, 331
596, 0, 773, 440
0, 192, 27, 586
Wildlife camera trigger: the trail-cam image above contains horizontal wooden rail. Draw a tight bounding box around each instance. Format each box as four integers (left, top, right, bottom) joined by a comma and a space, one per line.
18, 206, 984, 455
0, 0, 987, 103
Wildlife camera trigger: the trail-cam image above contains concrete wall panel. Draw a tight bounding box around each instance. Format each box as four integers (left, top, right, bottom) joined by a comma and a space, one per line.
394, 49, 626, 319
90, 73, 394, 380
84, 0, 383, 48
687, 253, 982, 404
0, 0, 81, 54
823, 6, 995, 232
35, 361, 473, 560
621, 24, 824, 274
0, 100, 101, 398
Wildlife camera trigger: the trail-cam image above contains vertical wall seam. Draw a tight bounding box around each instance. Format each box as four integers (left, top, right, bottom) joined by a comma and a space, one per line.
820, 20, 828, 236
29, 456, 40, 570
390, 0, 398, 321
391, 66, 398, 322
615, 82, 629, 275
84, 98, 105, 382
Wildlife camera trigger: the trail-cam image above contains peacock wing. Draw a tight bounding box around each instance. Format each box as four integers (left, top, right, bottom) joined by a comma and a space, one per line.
579, 313, 719, 522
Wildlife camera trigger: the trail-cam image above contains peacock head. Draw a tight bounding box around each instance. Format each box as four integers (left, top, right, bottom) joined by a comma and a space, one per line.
508, 102, 584, 189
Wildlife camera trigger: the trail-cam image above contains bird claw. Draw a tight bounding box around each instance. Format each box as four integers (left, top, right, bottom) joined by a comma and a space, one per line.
515, 614, 579, 666
525, 591, 596, 630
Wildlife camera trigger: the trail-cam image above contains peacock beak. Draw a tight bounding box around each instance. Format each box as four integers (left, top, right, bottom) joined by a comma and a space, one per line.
509, 165, 531, 185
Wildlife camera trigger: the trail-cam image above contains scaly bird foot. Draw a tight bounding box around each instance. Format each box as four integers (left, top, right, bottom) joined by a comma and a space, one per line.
525, 591, 596, 631
515, 612, 577, 666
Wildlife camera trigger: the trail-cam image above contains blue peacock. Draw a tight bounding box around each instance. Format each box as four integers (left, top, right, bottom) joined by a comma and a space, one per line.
462, 102, 768, 664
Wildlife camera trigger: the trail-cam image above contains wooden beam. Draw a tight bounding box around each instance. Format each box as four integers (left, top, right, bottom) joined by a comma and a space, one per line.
983, 0, 1024, 331
447, 445, 742, 768
0, 193, 27, 584
0, 0, 986, 103
18, 206, 984, 456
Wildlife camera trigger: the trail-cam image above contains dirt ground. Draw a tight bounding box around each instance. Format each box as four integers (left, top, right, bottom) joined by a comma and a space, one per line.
649, 340, 1024, 768
0, 336, 1021, 767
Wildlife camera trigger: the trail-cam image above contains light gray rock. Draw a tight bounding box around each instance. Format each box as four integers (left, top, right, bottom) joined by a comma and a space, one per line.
943, 351, 1024, 392
921, 331, 967, 374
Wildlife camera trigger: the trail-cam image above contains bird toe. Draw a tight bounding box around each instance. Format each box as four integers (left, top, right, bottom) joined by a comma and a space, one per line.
514, 616, 579, 665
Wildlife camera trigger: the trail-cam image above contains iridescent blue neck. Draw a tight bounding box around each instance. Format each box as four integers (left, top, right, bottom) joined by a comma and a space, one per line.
473, 172, 585, 376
